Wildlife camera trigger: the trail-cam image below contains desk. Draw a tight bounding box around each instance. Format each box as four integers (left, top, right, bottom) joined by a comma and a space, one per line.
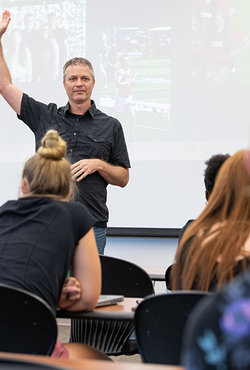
143, 266, 167, 282
0, 352, 184, 370
57, 298, 139, 355
57, 297, 138, 320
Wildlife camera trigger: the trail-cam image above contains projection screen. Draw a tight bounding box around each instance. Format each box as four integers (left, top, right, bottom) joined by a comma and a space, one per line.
0, 0, 250, 232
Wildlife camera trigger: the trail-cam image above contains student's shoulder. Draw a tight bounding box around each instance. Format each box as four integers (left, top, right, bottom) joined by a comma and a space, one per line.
65, 201, 93, 217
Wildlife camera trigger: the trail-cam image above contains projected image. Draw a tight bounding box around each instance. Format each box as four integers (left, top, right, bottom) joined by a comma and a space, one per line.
0, 0, 86, 82
191, 0, 250, 84
99, 26, 171, 142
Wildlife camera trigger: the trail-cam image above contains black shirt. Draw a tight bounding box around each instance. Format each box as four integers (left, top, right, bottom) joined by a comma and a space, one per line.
0, 197, 96, 313
18, 94, 131, 226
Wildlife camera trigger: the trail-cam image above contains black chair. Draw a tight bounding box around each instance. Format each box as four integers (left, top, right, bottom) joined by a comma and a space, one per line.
165, 264, 173, 290
181, 294, 218, 370
70, 255, 154, 355
100, 255, 154, 297
134, 291, 214, 365
0, 283, 57, 355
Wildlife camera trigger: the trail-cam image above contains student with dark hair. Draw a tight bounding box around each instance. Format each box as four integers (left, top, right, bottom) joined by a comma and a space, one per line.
0, 129, 110, 361
171, 150, 250, 292
204, 153, 230, 198
178, 153, 230, 242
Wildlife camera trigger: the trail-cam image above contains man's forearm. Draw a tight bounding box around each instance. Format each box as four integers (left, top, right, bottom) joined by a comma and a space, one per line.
0, 11, 12, 93
0, 11, 23, 114
71, 158, 129, 187
0, 39, 12, 93
98, 160, 129, 187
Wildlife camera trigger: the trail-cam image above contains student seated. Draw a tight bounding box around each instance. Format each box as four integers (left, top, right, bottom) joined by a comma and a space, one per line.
171, 149, 250, 292
182, 269, 250, 370
0, 129, 110, 361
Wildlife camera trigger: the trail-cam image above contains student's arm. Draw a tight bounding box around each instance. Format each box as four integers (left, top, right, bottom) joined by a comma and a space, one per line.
57, 277, 81, 309
0, 10, 23, 115
59, 228, 101, 312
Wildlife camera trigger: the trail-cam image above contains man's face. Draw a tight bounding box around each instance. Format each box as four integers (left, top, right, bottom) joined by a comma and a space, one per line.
63, 64, 95, 105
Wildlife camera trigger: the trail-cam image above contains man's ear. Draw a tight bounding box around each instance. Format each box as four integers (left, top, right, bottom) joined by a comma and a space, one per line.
21, 177, 30, 195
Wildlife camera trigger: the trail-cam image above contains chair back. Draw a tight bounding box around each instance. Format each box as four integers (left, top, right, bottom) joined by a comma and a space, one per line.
100, 255, 154, 297
181, 294, 218, 369
0, 283, 57, 355
135, 291, 214, 365
165, 264, 173, 290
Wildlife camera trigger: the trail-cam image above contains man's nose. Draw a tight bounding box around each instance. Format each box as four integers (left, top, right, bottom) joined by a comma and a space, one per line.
76, 78, 83, 86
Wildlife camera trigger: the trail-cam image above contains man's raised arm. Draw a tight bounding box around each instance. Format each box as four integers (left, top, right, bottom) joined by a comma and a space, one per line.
0, 10, 23, 115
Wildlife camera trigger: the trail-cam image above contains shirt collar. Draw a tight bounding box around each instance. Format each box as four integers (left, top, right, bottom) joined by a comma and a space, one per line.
63, 100, 96, 118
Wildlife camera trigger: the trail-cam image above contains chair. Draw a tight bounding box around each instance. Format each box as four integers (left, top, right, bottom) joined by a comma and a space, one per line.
100, 255, 155, 297
0, 283, 57, 355
134, 291, 214, 365
165, 264, 173, 290
181, 294, 218, 370
70, 255, 154, 355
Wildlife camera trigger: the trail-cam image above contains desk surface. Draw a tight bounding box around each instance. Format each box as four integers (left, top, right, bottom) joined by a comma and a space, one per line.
0, 352, 184, 370
57, 297, 139, 320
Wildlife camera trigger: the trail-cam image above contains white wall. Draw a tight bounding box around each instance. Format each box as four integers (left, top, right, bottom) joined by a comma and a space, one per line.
106, 236, 177, 267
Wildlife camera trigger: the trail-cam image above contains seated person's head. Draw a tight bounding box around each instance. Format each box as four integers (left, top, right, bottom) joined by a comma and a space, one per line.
204, 153, 230, 201
21, 130, 73, 200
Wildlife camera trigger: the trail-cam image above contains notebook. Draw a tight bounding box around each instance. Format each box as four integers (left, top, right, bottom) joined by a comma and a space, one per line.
96, 294, 124, 308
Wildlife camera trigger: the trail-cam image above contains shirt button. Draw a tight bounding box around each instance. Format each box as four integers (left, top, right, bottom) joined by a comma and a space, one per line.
76, 119, 79, 121
74, 133, 76, 135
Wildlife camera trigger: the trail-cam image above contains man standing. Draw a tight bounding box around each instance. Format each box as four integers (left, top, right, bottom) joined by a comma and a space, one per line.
0, 10, 130, 254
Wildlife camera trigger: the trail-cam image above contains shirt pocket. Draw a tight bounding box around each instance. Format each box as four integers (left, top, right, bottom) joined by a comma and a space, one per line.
85, 134, 111, 160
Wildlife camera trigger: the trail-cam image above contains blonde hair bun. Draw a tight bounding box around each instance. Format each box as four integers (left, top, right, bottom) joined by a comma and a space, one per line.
37, 130, 67, 160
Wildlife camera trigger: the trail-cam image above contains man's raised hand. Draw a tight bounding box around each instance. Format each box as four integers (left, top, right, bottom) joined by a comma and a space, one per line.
0, 10, 11, 38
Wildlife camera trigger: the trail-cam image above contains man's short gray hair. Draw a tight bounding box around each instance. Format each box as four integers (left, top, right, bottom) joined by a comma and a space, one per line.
63, 57, 95, 81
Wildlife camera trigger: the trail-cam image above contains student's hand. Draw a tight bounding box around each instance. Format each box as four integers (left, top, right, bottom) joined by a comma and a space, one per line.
0, 10, 11, 38
58, 277, 81, 309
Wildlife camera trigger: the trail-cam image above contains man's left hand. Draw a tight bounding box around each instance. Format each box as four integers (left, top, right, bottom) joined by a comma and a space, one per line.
71, 159, 100, 182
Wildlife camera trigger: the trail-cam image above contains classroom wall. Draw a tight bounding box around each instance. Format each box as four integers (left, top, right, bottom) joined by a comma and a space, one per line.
105, 236, 178, 267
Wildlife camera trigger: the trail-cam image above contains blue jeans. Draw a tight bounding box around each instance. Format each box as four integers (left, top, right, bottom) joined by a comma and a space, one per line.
94, 227, 107, 255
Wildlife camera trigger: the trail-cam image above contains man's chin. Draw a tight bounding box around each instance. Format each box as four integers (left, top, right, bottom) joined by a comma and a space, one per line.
73, 98, 89, 105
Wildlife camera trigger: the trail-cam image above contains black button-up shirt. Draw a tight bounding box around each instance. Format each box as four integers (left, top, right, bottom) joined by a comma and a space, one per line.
18, 94, 130, 225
